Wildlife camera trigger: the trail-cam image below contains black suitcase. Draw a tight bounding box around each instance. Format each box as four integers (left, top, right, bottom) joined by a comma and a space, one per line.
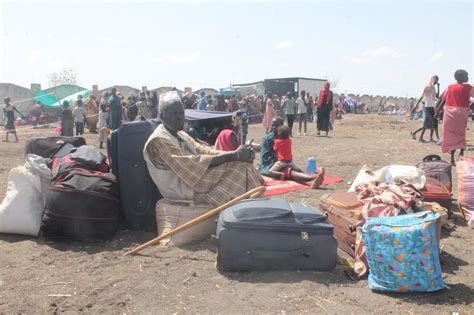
216, 198, 337, 272
25, 136, 86, 158
108, 119, 162, 231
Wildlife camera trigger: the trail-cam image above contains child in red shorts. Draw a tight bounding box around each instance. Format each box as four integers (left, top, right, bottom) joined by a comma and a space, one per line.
269, 124, 325, 188
269, 125, 303, 179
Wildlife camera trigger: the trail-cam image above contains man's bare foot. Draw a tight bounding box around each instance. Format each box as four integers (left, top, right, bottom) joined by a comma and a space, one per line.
410, 131, 416, 140
311, 167, 325, 189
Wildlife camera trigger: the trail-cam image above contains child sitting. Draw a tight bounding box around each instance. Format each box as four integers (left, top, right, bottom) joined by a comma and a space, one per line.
269, 124, 325, 188
269, 125, 303, 179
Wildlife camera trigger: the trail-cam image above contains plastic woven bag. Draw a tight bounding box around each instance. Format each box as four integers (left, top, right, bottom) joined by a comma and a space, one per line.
363, 211, 445, 292
457, 157, 474, 228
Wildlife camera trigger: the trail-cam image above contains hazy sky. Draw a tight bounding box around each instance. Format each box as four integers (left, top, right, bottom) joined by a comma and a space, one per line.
0, 0, 472, 97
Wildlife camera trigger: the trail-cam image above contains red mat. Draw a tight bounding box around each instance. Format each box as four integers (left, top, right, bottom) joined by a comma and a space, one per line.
263, 175, 344, 196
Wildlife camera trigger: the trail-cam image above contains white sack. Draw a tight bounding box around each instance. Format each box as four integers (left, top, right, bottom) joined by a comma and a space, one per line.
0, 166, 46, 236
24, 154, 52, 207
349, 165, 426, 192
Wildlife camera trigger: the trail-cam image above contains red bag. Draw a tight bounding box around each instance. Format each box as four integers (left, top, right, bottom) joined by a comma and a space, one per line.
51, 146, 110, 179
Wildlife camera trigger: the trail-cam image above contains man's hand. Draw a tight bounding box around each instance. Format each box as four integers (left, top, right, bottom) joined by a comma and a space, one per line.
235, 145, 255, 162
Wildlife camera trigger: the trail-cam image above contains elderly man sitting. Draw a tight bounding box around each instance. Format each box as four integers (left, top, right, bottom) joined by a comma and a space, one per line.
144, 91, 262, 207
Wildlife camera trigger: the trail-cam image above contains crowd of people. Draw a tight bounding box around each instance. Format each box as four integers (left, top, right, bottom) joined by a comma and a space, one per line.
262, 83, 339, 137
3, 72, 473, 162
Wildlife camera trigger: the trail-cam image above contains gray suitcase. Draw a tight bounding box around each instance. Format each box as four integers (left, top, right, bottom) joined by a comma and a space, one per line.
216, 198, 337, 272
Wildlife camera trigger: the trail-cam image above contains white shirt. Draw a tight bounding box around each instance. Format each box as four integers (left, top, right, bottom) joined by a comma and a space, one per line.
72, 106, 86, 123
296, 97, 306, 114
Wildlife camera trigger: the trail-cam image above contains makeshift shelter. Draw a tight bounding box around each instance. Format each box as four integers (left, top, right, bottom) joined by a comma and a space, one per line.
184, 109, 236, 145
34, 90, 90, 108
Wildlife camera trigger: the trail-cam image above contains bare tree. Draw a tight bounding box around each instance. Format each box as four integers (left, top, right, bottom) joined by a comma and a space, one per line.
47, 68, 80, 87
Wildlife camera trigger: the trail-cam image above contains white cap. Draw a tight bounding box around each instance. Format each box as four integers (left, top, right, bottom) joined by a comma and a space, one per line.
159, 91, 181, 106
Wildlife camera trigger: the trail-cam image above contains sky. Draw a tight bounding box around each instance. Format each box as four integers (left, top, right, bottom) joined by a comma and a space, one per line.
0, 0, 472, 97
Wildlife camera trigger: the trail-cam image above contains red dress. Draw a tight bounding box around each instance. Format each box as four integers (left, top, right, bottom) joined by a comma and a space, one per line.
444, 83, 472, 107
441, 83, 473, 153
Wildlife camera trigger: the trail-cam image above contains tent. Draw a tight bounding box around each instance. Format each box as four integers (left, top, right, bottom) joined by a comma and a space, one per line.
34, 90, 60, 107
184, 109, 237, 145
41, 90, 90, 108
185, 109, 235, 121
344, 96, 359, 108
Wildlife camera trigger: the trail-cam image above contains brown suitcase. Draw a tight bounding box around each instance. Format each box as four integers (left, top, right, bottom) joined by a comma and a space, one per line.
420, 177, 452, 215
319, 192, 364, 257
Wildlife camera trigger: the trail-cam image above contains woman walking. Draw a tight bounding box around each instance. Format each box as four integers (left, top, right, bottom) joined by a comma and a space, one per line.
441, 69, 474, 165
316, 82, 333, 136
410, 75, 440, 143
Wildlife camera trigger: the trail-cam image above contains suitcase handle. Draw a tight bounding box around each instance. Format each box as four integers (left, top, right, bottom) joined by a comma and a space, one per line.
423, 154, 442, 162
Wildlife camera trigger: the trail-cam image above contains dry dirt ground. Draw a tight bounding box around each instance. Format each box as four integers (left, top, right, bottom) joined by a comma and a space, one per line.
0, 114, 473, 314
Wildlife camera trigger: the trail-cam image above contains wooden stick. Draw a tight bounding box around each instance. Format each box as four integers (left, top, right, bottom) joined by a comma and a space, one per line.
123, 186, 266, 256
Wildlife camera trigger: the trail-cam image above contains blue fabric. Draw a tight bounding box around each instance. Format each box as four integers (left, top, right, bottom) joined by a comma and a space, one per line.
363, 211, 445, 292
198, 97, 208, 110
258, 132, 277, 175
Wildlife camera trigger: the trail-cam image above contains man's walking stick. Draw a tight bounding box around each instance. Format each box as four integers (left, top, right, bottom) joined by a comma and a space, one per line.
123, 186, 266, 256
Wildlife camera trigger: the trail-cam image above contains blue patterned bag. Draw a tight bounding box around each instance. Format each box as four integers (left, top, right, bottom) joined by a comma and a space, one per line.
362, 211, 445, 292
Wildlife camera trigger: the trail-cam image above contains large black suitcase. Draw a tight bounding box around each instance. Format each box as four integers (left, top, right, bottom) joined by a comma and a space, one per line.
25, 136, 86, 158
108, 119, 162, 231
216, 198, 337, 272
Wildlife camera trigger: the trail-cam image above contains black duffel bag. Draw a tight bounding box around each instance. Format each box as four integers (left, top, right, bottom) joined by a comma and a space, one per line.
42, 169, 120, 241
25, 136, 86, 159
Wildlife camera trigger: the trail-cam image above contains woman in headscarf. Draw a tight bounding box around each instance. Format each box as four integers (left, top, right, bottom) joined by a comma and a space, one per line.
440, 69, 474, 165
316, 82, 333, 137
215, 125, 239, 151
262, 93, 277, 133
410, 75, 440, 143
84, 93, 99, 133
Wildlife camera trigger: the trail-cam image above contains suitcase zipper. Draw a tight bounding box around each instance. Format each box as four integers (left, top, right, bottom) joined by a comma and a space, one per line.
49, 186, 120, 203
45, 209, 118, 221
222, 221, 333, 234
